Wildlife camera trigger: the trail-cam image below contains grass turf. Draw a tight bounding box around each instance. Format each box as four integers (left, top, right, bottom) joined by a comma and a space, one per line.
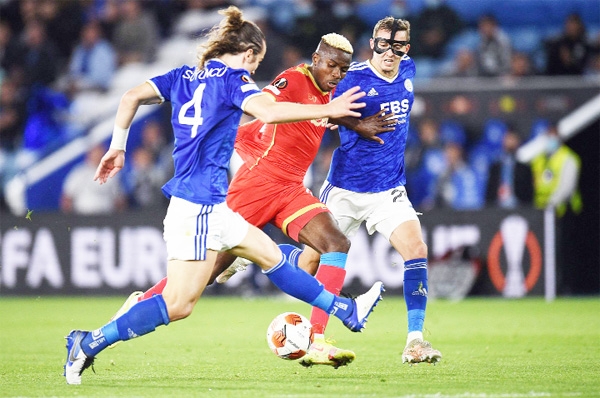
1, 296, 599, 397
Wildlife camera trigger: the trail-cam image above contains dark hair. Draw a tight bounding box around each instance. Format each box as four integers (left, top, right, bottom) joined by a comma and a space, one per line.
198, 6, 265, 68
372, 17, 411, 42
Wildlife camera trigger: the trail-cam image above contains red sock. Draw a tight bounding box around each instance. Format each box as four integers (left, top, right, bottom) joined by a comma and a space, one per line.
140, 277, 168, 301
310, 264, 346, 335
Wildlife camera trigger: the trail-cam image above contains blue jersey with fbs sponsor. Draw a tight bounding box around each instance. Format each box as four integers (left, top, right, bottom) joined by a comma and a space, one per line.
148, 59, 263, 205
328, 56, 415, 192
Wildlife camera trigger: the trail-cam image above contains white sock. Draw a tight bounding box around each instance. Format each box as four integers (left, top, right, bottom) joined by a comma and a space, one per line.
407, 331, 423, 345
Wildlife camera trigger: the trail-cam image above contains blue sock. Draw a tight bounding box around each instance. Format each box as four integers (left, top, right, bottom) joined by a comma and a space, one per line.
320, 252, 347, 268
264, 255, 324, 303
264, 254, 353, 320
327, 295, 354, 320
278, 243, 302, 267
403, 258, 428, 333
81, 295, 170, 357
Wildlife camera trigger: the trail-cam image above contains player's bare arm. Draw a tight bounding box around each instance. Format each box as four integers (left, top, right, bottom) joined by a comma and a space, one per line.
94, 82, 162, 184
331, 110, 397, 144
244, 86, 366, 124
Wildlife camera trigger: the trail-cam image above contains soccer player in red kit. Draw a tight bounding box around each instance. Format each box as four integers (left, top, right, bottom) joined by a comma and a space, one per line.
113, 33, 393, 368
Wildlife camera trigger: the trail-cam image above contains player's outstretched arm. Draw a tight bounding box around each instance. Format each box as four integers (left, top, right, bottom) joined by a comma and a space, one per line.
94, 82, 162, 184
94, 149, 125, 184
331, 110, 397, 145
327, 86, 367, 119
245, 86, 366, 124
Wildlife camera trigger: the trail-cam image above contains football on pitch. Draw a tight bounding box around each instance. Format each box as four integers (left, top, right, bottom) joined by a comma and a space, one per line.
266, 312, 314, 360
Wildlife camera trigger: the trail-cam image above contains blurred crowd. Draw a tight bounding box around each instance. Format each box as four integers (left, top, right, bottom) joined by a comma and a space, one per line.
0, 0, 597, 214
401, 118, 582, 215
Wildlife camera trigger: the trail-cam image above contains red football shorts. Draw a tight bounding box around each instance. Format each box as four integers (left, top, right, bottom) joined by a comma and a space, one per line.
226, 165, 329, 241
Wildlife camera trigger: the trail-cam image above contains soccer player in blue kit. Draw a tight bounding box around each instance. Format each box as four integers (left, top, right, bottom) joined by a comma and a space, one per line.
62, 6, 384, 385
295, 17, 442, 364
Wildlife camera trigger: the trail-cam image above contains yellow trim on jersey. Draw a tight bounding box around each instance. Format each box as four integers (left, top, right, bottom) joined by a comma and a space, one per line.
248, 123, 278, 170
296, 64, 329, 96
281, 203, 328, 236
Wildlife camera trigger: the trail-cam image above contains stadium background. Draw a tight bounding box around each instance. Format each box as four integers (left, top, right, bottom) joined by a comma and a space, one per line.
0, 0, 598, 297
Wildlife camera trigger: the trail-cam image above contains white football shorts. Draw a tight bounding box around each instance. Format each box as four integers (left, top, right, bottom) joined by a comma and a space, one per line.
163, 196, 249, 261
319, 181, 419, 241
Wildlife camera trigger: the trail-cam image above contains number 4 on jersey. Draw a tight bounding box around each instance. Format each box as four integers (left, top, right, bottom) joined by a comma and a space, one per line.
178, 83, 205, 137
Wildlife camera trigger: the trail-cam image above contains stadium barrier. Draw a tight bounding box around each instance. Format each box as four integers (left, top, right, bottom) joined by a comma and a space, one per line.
0, 207, 548, 298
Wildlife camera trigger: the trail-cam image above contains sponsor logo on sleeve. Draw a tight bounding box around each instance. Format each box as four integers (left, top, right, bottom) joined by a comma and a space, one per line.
272, 78, 288, 89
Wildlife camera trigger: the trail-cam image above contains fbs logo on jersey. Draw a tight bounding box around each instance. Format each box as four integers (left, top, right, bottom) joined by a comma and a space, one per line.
272, 78, 288, 89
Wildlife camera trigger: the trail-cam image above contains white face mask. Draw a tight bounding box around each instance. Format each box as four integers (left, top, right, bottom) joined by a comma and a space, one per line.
545, 136, 560, 154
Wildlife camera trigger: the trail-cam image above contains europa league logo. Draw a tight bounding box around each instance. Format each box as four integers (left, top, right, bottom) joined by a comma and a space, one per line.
488, 215, 542, 297
501, 216, 527, 297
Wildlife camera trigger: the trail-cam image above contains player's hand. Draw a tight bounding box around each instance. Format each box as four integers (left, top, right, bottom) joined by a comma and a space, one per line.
354, 111, 397, 145
328, 86, 366, 118
94, 148, 125, 184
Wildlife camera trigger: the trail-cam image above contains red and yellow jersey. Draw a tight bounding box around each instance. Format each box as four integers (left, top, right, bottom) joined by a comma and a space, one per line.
234, 64, 331, 183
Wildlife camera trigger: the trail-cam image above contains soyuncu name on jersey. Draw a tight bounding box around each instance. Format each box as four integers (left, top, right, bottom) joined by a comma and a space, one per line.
183, 66, 227, 82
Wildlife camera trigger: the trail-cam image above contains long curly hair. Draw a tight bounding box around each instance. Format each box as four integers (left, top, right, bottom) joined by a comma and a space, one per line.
198, 6, 265, 68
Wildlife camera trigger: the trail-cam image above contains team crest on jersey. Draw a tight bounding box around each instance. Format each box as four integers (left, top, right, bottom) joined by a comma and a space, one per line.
272, 78, 288, 89
404, 79, 413, 92
241, 75, 255, 83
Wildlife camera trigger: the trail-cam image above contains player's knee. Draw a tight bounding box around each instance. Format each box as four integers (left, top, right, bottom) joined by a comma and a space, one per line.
316, 234, 351, 254
409, 240, 428, 260
335, 235, 352, 253
254, 243, 285, 271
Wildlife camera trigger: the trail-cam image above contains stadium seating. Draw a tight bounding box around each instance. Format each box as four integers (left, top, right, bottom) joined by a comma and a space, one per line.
5, 0, 599, 213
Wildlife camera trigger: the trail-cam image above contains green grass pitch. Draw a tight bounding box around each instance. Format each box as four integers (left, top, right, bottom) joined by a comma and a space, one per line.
1, 295, 599, 397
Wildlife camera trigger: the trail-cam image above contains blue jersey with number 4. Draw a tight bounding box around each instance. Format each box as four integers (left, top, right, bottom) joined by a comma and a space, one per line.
328, 56, 415, 193
148, 59, 263, 205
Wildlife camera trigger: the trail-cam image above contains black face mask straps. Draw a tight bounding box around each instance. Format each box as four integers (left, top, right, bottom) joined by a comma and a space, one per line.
373, 20, 408, 57
373, 37, 408, 57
